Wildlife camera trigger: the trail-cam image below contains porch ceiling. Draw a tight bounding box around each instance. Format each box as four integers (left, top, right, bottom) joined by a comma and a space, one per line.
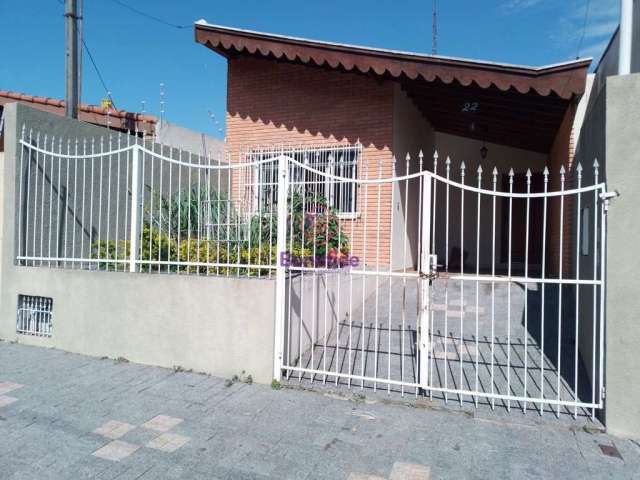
402, 78, 570, 153
195, 21, 591, 153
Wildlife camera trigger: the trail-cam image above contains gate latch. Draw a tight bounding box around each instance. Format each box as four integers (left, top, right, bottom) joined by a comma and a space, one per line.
420, 254, 439, 280
600, 190, 620, 212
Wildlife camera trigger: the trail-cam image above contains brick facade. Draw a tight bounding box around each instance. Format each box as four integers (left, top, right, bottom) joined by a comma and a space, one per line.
547, 101, 578, 276
224, 55, 577, 271
225, 56, 395, 265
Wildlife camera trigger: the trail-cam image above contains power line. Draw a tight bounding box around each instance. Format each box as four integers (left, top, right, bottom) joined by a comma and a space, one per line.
576, 0, 592, 58
82, 38, 117, 110
108, 0, 190, 29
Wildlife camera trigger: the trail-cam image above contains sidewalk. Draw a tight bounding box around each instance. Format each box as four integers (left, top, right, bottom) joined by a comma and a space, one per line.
0, 341, 638, 479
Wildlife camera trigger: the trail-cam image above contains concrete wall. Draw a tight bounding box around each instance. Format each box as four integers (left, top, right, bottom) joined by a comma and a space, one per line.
602, 73, 640, 438
391, 85, 436, 270
284, 270, 377, 368
433, 132, 548, 273
155, 119, 224, 159
575, 66, 640, 439
11, 105, 229, 267
572, 74, 606, 406
0, 267, 276, 383
0, 103, 277, 384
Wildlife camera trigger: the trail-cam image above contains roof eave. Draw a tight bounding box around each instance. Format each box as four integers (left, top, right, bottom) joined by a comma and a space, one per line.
195, 21, 591, 86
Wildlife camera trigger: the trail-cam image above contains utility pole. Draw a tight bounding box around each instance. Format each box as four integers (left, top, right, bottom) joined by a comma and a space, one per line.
619, 0, 634, 75
65, 0, 80, 118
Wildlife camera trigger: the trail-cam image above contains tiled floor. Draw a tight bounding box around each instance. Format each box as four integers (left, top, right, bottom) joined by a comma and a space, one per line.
289, 277, 595, 417
0, 341, 638, 479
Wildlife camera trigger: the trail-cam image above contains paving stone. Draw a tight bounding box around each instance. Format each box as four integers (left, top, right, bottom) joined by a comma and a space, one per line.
347, 473, 387, 480
2, 342, 640, 480
141, 414, 183, 433
389, 462, 431, 480
430, 350, 459, 360
0, 381, 24, 395
145, 432, 190, 452
92, 440, 141, 462
0, 395, 18, 407
92, 420, 136, 439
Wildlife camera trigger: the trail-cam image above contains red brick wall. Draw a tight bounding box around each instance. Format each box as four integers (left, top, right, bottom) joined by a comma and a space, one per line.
547, 102, 577, 277
225, 56, 395, 265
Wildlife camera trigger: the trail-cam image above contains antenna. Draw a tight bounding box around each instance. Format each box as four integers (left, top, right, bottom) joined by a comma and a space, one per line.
208, 110, 224, 135
159, 82, 165, 124
432, 0, 438, 55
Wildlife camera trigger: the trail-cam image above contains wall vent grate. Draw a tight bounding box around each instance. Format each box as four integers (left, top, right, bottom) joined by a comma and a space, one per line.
17, 295, 53, 337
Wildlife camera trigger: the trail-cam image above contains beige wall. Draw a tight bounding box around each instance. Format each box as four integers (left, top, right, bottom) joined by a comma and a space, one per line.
284, 270, 377, 369
433, 132, 548, 272
391, 85, 436, 270
0, 268, 277, 383
0, 104, 278, 384
602, 73, 640, 438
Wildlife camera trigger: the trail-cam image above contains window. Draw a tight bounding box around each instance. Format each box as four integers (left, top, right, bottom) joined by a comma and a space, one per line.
17, 295, 53, 337
253, 145, 360, 215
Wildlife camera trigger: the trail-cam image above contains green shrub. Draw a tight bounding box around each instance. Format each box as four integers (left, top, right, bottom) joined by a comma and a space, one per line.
91, 188, 350, 274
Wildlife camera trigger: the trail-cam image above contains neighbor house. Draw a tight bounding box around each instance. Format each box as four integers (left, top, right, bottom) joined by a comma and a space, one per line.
0, 90, 157, 151
194, 21, 591, 275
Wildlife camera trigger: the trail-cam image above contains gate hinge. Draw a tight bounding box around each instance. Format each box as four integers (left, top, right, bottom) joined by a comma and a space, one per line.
600, 190, 620, 212
601, 386, 606, 400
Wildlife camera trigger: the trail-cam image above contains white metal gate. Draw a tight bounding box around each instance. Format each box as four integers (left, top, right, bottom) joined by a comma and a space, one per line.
14, 126, 609, 418
277, 150, 609, 418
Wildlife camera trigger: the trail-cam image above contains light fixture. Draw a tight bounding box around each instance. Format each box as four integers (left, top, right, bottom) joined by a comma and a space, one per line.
480, 141, 488, 160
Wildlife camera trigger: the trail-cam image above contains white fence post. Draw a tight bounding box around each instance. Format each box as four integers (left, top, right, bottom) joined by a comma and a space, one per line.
273, 154, 289, 381
418, 172, 432, 390
129, 144, 141, 273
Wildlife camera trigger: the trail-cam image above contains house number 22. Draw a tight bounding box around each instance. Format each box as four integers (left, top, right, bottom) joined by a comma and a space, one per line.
461, 102, 479, 112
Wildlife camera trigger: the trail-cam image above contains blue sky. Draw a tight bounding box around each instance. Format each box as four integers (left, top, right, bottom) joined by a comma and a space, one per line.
1, 0, 619, 138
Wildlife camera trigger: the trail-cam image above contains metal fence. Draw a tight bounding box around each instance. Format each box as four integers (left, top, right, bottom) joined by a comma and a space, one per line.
15, 125, 610, 418
15, 125, 361, 278
276, 151, 609, 419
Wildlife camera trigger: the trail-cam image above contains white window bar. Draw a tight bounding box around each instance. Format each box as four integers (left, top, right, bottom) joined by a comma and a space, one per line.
17, 295, 53, 337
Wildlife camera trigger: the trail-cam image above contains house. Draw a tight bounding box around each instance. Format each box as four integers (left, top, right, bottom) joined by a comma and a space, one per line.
194, 21, 590, 275
0, 90, 157, 151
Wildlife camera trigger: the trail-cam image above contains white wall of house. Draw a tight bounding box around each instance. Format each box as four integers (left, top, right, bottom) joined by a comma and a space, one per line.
390, 86, 549, 273
433, 132, 548, 272
391, 84, 435, 271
